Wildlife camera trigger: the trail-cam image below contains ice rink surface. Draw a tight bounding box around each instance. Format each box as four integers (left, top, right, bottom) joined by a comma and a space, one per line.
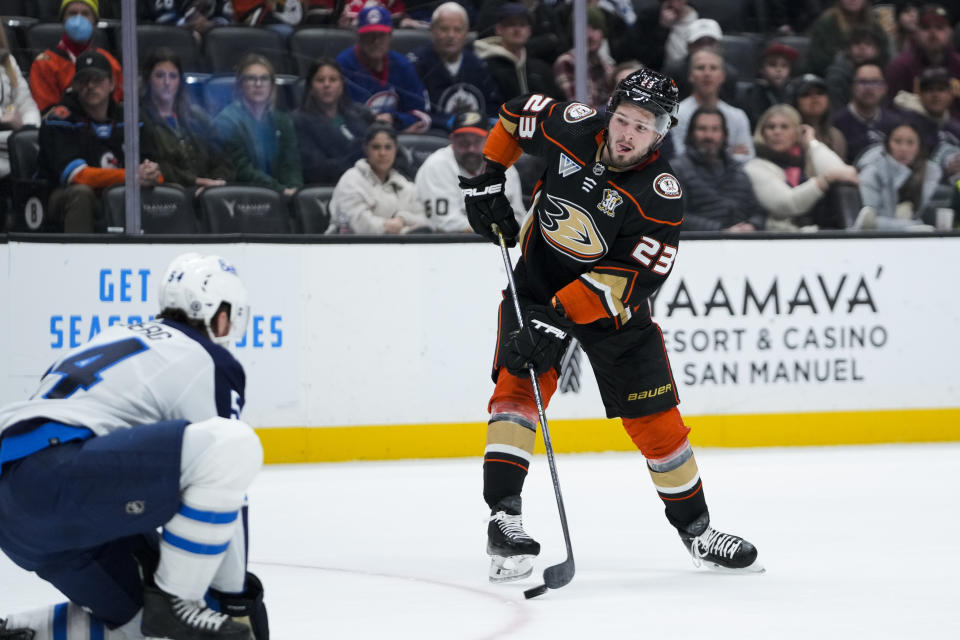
2, 443, 958, 639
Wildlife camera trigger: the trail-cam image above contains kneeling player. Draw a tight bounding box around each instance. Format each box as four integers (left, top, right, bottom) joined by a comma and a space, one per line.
0, 254, 268, 639
461, 69, 763, 582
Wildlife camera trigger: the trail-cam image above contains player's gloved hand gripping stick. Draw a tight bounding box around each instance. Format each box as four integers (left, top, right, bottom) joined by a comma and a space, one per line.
492, 223, 575, 600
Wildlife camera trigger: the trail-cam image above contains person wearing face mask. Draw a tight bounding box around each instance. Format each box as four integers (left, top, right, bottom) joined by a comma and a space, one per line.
29, 0, 124, 115
414, 110, 525, 233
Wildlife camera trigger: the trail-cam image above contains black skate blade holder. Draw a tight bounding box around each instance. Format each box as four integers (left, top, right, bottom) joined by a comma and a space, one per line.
493, 225, 577, 600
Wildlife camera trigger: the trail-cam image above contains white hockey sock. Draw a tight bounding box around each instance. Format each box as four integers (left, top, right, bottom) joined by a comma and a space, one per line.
5, 603, 143, 640
155, 417, 262, 601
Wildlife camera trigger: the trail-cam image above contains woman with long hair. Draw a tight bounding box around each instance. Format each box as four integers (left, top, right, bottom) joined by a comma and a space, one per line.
212, 53, 303, 195
744, 104, 860, 231
0, 27, 40, 178
329, 123, 431, 234
858, 122, 941, 228
790, 74, 847, 159
292, 58, 378, 185
139, 47, 233, 192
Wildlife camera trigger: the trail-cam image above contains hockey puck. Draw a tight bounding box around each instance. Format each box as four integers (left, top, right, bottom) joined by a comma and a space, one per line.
524, 584, 549, 599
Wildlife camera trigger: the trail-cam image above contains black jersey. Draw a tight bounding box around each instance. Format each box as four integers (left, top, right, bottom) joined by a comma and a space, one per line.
494, 94, 684, 332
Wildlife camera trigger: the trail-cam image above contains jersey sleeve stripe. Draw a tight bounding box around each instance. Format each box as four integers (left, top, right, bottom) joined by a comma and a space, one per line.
540, 124, 586, 166
555, 278, 609, 324
484, 119, 523, 168
607, 179, 683, 226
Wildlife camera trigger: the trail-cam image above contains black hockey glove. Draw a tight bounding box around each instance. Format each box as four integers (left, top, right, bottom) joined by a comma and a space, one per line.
209, 572, 269, 640
504, 304, 572, 376
459, 167, 519, 247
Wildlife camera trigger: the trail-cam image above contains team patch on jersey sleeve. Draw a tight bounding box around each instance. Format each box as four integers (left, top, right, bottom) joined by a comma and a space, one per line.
653, 173, 682, 200
563, 102, 597, 123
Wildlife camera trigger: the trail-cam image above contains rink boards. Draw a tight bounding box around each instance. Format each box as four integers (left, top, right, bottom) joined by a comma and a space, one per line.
0, 235, 957, 462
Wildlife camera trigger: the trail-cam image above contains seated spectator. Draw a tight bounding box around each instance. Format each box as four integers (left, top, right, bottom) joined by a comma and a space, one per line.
895, 67, 960, 182
231, 0, 301, 26
553, 7, 614, 109
212, 53, 303, 195
39, 52, 161, 232
801, 0, 890, 77
30, 0, 124, 114
858, 122, 941, 228
824, 25, 885, 109
138, 0, 230, 43
791, 73, 847, 159
476, 0, 567, 65
663, 19, 738, 104
414, 110, 525, 233
474, 3, 561, 101
673, 48, 754, 163
886, 4, 960, 119
337, 5, 432, 134
555, 0, 634, 66
293, 58, 378, 185
139, 48, 233, 193
741, 42, 800, 127
671, 106, 765, 232
832, 60, 903, 163
411, 2, 502, 129
0, 31, 40, 178
742, 0, 823, 35
891, 2, 920, 54
330, 124, 431, 234
340, 0, 425, 29
629, 0, 700, 72
745, 104, 861, 231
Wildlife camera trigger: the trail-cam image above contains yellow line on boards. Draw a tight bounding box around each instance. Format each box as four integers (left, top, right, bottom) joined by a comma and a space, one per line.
255, 408, 960, 464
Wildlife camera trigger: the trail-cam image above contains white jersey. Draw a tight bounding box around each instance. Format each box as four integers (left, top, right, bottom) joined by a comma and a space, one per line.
414, 145, 528, 233
0, 320, 245, 437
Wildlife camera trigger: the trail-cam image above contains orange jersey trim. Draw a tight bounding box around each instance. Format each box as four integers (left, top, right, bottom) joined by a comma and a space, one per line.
484, 120, 522, 168
555, 279, 608, 324
607, 178, 682, 226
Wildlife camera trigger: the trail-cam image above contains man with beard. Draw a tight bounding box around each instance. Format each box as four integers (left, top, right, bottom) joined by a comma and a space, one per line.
460, 69, 762, 584
671, 106, 765, 231
415, 111, 525, 233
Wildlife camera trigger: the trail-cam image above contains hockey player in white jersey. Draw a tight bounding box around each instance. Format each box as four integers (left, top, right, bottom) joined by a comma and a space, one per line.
0, 254, 268, 640
414, 110, 527, 233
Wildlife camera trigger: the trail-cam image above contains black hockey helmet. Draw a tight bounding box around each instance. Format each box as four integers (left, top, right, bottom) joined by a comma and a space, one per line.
607, 68, 680, 136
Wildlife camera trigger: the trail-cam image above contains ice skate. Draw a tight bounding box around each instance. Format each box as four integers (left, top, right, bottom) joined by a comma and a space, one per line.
487, 495, 540, 583
680, 514, 764, 573
142, 584, 251, 639
0, 619, 34, 640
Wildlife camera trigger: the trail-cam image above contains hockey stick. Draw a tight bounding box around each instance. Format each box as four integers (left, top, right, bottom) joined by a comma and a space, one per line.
493, 226, 575, 599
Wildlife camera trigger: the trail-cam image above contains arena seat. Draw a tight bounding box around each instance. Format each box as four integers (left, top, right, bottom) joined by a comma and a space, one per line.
390, 28, 433, 57
198, 184, 292, 233
137, 24, 204, 73
7, 127, 52, 232
291, 185, 334, 233
397, 133, 448, 175
103, 184, 199, 234
288, 27, 356, 75
772, 35, 811, 68
204, 25, 290, 75
720, 34, 761, 81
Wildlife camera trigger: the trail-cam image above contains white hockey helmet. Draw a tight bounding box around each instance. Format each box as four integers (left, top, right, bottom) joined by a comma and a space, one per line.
158, 252, 203, 311
168, 254, 250, 346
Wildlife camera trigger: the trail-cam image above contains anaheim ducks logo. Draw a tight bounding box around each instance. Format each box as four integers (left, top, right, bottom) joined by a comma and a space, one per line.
539, 193, 608, 262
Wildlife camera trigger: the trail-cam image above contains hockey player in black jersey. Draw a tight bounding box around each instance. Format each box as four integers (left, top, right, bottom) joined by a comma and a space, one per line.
461, 68, 763, 582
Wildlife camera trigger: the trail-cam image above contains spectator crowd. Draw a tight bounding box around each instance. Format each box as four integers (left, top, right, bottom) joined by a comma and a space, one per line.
2, 0, 960, 233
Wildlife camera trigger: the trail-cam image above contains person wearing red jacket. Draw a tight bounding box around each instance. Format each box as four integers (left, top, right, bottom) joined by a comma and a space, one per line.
28, 0, 124, 115
39, 52, 162, 233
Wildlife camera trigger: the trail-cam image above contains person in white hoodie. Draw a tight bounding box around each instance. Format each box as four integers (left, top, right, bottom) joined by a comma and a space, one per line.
329, 123, 432, 234
0, 28, 40, 178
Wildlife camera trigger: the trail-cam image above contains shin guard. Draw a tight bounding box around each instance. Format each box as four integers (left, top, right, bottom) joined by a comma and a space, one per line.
622, 408, 707, 531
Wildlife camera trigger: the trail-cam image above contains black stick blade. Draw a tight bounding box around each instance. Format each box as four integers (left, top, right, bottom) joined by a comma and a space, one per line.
524, 584, 549, 599
543, 558, 575, 589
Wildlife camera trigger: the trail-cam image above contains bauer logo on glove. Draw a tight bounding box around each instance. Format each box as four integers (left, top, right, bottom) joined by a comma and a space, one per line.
459, 167, 519, 247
